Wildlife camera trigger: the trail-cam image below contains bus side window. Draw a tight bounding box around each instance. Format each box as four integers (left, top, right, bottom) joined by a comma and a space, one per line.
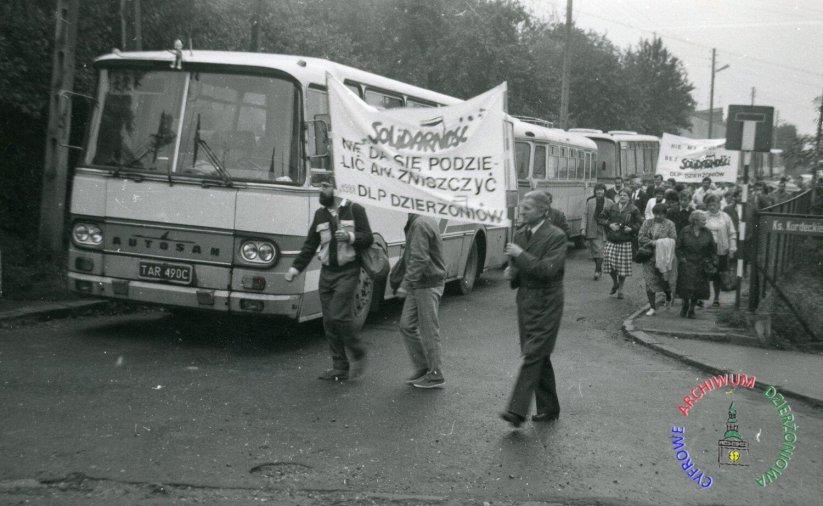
547, 145, 558, 179
515, 141, 531, 181
307, 86, 332, 183
570, 149, 578, 179
559, 147, 568, 179
365, 88, 404, 109
533, 145, 547, 180
407, 98, 437, 108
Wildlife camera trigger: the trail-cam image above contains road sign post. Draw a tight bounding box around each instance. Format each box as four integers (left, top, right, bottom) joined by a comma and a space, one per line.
727, 105, 774, 310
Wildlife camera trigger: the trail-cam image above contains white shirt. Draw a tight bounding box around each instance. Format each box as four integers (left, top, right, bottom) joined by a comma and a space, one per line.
529, 220, 546, 237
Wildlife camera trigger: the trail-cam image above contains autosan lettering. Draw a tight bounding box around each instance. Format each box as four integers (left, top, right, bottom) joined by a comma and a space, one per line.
755, 386, 799, 487
671, 426, 713, 489
110, 233, 220, 257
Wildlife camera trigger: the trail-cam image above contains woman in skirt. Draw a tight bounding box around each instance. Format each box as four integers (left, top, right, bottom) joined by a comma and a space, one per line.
598, 188, 643, 299
676, 210, 718, 318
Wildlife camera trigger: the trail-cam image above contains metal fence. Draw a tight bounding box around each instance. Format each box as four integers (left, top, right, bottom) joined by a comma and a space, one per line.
749, 190, 821, 341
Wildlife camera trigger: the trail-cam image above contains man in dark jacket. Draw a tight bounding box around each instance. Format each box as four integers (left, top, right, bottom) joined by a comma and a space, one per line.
286, 181, 373, 381
605, 176, 625, 201
667, 189, 694, 235
500, 191, 566, 428
397, 214, 447, 388
544, 191, 570, 236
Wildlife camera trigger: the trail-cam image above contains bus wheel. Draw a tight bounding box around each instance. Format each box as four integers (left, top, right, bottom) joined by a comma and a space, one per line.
352, 268, 373, 332
457, 239, 480, 295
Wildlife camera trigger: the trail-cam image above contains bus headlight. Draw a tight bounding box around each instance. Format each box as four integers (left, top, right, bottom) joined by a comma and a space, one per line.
72, 222, 104, 248
239, 239, 278, 266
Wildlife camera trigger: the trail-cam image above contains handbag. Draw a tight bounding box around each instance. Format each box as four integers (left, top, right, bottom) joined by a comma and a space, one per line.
361, 234, 389, 279
703, 257, 719, 277
720, 270, 738, 291
633, 244, 654, 263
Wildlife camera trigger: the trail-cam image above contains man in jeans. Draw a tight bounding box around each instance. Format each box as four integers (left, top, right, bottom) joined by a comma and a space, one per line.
285, 181, 373, 381
397, 213, 447, 389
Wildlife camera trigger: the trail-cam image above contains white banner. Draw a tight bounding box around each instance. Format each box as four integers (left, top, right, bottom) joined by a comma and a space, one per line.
657, 133, 739, 183
327, 73, 510, 226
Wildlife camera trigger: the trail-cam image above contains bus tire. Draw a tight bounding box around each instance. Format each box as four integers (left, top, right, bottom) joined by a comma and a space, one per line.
455, 238, 481, 295
351, 267, 373, 332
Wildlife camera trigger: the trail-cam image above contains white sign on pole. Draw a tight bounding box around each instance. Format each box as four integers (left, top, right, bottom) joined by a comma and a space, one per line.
327, 73, 510, 226
656, 133, 739, 183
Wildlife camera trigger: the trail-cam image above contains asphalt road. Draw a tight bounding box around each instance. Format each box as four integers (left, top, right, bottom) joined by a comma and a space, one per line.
1, 248, 821, 505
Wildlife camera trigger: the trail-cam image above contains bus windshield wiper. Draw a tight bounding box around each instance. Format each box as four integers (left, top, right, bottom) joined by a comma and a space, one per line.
193, 114, 233, 187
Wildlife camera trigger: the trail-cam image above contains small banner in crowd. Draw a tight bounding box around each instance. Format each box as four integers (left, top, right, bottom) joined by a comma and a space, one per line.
657, 133, 739, 183
327, 73, 510, 226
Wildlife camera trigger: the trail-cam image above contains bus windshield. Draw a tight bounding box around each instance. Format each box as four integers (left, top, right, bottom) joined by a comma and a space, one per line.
86, 68, 302, 185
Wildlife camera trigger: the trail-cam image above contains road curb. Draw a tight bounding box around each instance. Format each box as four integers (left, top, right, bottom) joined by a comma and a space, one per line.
0, 299, 111, 325
623, 305, 823, 410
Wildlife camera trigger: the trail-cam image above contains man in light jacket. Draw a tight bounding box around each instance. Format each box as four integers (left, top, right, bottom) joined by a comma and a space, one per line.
397, 213, 447, 389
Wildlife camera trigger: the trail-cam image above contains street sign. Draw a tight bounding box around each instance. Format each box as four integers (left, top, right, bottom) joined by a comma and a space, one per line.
725, 105, 774, 152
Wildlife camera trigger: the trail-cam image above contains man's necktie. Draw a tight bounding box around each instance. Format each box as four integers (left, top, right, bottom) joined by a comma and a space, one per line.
525, 229, 532, 242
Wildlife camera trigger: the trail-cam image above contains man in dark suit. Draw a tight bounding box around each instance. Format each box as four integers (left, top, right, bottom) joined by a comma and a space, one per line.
544, 190, 570, 236
630, 178, 649, 216
500, 191, 566, 428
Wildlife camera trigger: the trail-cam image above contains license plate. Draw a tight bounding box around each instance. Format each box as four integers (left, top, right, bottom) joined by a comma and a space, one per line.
138, 262, 193, 285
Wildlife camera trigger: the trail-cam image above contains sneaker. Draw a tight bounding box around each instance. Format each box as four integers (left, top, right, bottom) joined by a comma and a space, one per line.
711, 300, 720, 308
405, 368, 428, 385
413, 370, 445, 389
318, 368, 348, 381
609, 285, 618, 295
594, 271, 601, 280
645, 308, 656, 316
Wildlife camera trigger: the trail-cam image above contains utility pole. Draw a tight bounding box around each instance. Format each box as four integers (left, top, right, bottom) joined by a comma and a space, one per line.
39, 0, 79, 255
120, 0, 128, 49
707, 48, 729, 139
134, 0, 142, 50
559, 0, 572, 129
751, 87, 756, 106
250, 0, 263, 52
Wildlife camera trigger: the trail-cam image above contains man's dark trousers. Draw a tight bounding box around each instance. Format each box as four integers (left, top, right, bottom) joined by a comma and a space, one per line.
508, 285, 563, 417
318, 265, 365, 371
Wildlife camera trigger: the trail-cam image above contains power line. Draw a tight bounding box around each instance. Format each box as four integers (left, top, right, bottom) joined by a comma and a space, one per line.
573, 7, 823, 78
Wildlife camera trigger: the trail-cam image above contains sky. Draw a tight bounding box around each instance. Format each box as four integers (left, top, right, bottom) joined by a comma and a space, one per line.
523, 0, 823, 136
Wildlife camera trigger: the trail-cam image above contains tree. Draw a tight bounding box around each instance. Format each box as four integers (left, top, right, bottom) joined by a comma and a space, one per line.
622, 37, 696, 136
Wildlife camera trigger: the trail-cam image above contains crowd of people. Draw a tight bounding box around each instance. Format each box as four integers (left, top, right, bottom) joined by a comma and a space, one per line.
582, 173, 808, 318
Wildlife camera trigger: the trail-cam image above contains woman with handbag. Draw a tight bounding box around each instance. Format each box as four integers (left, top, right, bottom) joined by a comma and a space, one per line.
704, 194, 737, 307
675, 211, 718, 318
637, 204, 678, 316
598, 188, 643, 299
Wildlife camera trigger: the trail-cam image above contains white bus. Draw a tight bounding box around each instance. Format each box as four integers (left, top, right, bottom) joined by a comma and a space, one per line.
569, 129, 659, 184
514, 122, 598, 244
67, 49, 515, 329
